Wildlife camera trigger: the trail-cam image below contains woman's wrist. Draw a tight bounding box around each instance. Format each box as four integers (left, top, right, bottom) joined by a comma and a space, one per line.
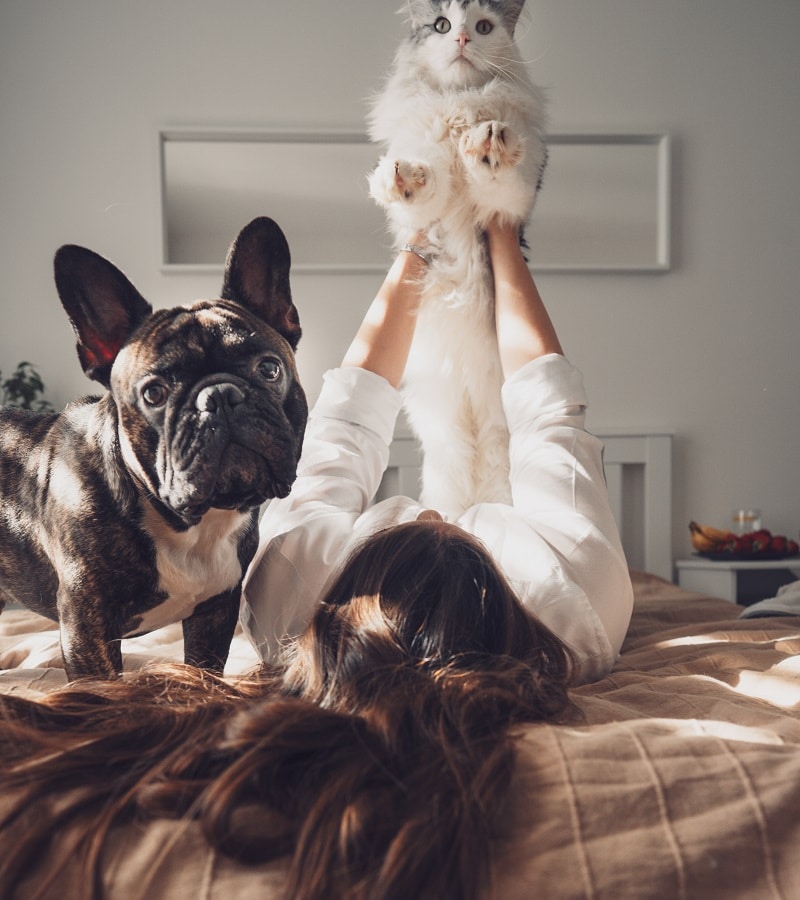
485, 218, 523, 257
401, 243, 434, 266
400, 230, 434, 266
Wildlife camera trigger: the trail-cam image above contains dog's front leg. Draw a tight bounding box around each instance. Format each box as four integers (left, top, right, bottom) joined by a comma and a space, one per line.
182, 586, 241, 673
58, 602, 122, 680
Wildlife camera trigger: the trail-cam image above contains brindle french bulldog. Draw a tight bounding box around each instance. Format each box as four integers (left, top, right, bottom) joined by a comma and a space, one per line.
0, 217, 307, 679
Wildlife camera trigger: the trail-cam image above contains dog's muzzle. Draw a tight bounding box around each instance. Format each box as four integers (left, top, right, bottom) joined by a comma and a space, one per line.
157, 377, 299, 524
195, 382, 246, 415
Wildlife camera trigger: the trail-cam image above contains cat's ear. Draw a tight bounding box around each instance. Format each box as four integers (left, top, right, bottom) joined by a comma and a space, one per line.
500, 0, 527, 34
404, 0, 433, 30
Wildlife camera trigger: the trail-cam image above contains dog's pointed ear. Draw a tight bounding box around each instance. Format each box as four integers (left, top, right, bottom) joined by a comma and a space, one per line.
221, 217, 301, 351
54, 246, 153, 387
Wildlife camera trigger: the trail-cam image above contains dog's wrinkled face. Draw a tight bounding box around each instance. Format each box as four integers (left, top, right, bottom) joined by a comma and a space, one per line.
51, 215, 308, 531
113, 299, 306, 527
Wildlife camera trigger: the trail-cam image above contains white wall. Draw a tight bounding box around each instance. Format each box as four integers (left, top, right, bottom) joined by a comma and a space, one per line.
2, 0, 798, 564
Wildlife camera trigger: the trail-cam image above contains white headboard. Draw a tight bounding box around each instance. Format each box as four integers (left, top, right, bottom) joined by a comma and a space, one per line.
378, 429, 673, 582
598, 431, 673, 581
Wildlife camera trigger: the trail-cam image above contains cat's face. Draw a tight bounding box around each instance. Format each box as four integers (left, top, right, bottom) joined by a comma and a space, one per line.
406, 0, 525, 88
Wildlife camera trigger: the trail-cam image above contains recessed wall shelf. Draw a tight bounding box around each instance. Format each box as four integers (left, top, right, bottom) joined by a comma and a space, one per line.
160, 128, 671, 274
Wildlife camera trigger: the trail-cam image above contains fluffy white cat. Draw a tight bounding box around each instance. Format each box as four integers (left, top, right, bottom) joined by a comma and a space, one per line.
368, 0, 547, 518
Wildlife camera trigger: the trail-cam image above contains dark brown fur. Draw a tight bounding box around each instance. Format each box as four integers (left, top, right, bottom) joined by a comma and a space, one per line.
0, 217, 307, 679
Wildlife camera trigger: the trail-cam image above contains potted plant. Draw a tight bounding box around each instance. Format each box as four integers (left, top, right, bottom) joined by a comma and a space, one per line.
0, 361, 54, 411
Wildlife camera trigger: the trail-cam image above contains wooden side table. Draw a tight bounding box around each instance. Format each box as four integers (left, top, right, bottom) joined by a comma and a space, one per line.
676, 557, 800, 605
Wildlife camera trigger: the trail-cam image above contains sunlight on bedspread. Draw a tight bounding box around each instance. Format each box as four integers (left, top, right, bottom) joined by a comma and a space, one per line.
733, 658, 800, 709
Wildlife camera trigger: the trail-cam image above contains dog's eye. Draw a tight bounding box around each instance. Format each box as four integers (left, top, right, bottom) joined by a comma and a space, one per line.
434, 16, 451, 34
476, 19, 493, 35
259, 358, 282, 382
141, 381, 169, 407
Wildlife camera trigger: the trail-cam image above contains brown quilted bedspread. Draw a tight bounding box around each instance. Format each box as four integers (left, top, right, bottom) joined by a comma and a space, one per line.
2, 571, 799, 899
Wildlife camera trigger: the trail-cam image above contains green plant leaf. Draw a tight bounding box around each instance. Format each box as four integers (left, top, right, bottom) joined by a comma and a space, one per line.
1, 361, 54, 411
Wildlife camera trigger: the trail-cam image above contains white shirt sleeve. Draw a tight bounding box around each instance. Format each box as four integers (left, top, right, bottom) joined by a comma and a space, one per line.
463, 354, 634, 681
241, 367, 403, 661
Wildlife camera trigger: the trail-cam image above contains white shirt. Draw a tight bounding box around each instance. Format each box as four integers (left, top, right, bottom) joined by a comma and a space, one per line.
241, 354, 634, 683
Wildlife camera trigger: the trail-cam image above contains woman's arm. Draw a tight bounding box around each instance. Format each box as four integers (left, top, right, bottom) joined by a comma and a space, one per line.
486, 219, 563, 377
243, 246, 429, 659
485, 222, 632, 679
341, 244, 429, 388
344, 222, 557, 385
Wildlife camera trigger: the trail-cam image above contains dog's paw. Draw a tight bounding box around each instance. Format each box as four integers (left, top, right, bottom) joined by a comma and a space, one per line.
369, 157, 435, 207
459, 121, 524, 174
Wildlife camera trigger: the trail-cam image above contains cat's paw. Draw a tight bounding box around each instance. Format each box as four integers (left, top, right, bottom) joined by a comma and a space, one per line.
369, 157, 435, 207
459, 121, 524, 174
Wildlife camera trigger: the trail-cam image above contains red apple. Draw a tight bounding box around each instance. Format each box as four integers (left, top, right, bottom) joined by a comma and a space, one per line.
718, 536, 737, 554
751, 530, 772, 554
768, 535, 787, 555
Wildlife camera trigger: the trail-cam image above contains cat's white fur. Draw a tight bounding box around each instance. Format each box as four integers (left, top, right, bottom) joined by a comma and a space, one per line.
368, 0, 547, 518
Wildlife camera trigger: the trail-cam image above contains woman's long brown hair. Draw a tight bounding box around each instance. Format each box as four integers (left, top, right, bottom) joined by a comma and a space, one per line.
0, 521, 574, 900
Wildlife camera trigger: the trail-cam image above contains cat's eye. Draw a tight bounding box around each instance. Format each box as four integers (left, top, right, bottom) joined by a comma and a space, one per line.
434, 16, 451, 34
476, 19, 493, 35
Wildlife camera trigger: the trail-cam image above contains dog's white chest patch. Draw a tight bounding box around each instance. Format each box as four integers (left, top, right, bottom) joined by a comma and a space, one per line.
129, 505, 250, 635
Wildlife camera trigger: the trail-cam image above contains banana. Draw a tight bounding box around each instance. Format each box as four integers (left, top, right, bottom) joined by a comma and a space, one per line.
697, 522, 735, 542
689, 521, 735, 553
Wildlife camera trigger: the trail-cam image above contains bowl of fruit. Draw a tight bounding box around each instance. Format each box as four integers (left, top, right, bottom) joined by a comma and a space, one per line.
689, 521, 800, 560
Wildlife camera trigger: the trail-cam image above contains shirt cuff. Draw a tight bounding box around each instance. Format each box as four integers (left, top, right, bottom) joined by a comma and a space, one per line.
501, 354, 588, 429
311, 367, 404, 447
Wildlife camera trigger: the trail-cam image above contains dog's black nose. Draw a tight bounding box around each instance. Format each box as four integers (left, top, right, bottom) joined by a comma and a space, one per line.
196, 383, 245, 414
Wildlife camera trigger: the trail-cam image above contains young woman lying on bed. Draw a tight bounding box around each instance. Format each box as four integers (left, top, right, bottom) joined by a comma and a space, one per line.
0, 220, 632, 900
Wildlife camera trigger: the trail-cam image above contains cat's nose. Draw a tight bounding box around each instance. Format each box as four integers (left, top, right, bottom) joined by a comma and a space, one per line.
456, 32, 470, 47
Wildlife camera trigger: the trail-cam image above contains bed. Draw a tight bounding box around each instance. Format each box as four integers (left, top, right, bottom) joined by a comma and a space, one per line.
2, 432, 800, 898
